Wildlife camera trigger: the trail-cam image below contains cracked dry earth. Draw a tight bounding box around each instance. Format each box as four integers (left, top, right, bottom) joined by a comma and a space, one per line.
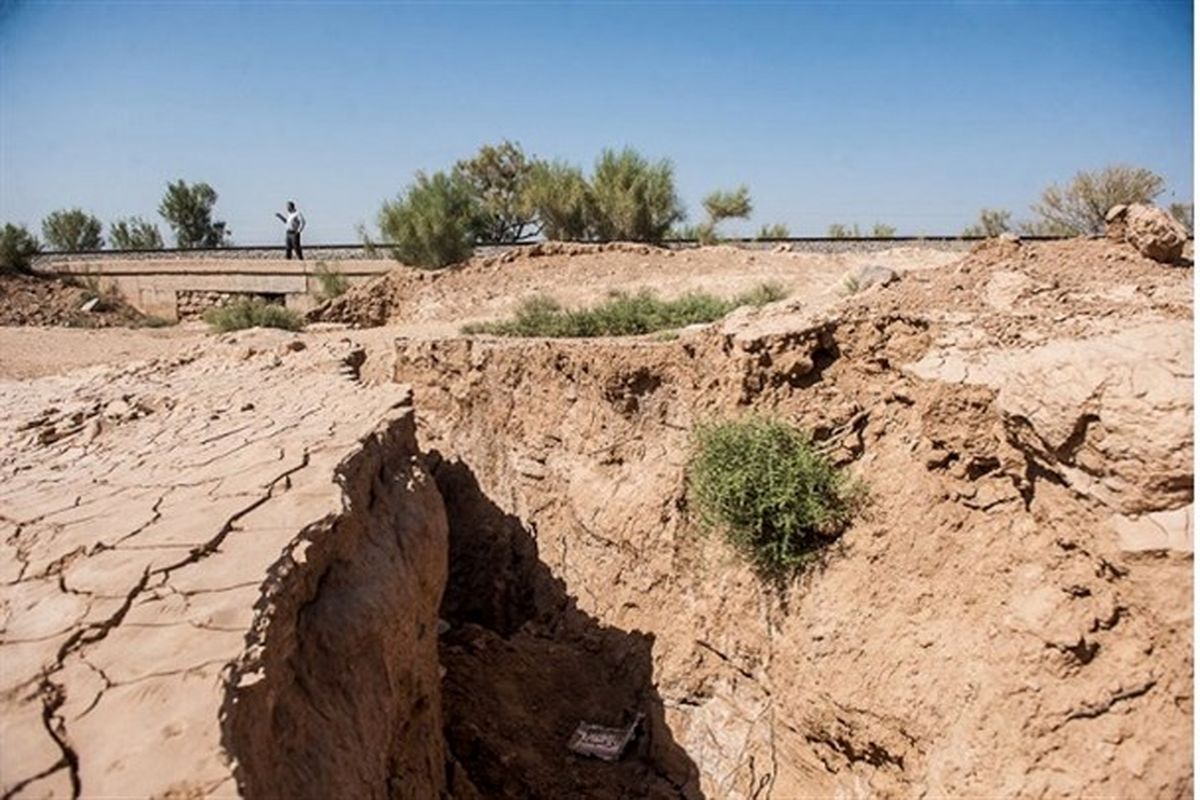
0, 238, 1194, 799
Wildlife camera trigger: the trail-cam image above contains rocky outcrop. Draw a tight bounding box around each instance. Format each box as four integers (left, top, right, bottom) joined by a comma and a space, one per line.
0, 335, 449, 798
1106, 203, 1189, 263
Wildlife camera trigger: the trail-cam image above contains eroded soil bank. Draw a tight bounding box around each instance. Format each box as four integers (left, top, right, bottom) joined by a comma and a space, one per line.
399, 239, 1192, 798
0, 238, 1192, 798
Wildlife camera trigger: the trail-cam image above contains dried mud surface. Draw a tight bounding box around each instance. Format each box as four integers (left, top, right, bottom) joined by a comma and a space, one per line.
0, 239, 1192, 798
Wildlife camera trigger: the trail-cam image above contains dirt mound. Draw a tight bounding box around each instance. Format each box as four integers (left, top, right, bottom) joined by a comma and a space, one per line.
309, 243, 963, 331
0, 273, 148, 327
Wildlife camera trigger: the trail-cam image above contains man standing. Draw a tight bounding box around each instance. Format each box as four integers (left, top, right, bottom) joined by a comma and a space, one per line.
275, 201, 306, 260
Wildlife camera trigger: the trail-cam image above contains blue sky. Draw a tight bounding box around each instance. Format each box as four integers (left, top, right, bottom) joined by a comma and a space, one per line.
0, 0, 1193, 244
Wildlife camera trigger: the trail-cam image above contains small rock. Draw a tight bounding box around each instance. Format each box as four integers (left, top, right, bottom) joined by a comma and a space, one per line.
1120, 204, 1188, 263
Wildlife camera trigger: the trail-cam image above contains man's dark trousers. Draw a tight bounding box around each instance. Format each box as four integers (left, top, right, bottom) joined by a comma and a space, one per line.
286, 230, 304, 260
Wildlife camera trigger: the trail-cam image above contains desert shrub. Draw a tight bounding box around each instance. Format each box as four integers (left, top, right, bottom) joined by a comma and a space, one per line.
109, 217, 164, 250
521, 160, 592, 241
42, 209, 103, 251
0, 223, 41, 274
871, 222, 896, 237
1031, 165, 1165, 235
379, 170, 479, 269
703, 186, 752, 224
962, 208, 1012, 237
455, 140, 538, 242
74, 274, 123, 312
159, 180, 230, 248
1169, 202, 1194, 234
313, 261, 349, 300
588, 148, 684, 243
757, 223, 790, 239
687, 417, 860, 577
827, 223, 861, 238
204, 298, 304, 332
464, 283, 784, 338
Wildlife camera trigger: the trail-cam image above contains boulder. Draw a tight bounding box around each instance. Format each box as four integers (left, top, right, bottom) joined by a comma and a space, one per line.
1106, 203, 1188, 263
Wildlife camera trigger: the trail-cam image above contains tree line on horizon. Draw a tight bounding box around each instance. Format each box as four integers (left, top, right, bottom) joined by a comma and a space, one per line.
0, 149, 1193, 273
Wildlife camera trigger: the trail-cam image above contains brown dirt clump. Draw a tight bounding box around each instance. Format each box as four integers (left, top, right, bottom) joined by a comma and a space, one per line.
0, 273, 149, 327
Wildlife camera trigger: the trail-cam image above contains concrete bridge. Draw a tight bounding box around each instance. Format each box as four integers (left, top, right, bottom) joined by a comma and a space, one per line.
37, 257, 393, 321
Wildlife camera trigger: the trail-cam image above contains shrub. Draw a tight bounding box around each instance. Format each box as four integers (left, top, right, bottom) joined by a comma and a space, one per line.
159, 180, 230, 248
871, 223, 896, 237
42, 209, 103, 251
379, 170, 478, 269
702, 186, 752, 224
686, 417, 861, 577
0, 223, 41, 274
455, 140, 538, 242
962, 208, 1012, 237
521, 160, 592, 241
1169, 202, 1194, 234
313, 261, 349, 300
74, 274, 123, 312
757, 223, 790, 239
588, 148, 684, 242
204, 298, 304, 332
109, 217, 164, 250
827, 223, 861, 238
464, 283, 785, 338
1031, 165, 1165, 235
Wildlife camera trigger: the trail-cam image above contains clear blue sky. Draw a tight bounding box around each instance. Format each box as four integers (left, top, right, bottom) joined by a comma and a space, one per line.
0, 0, 1193, 244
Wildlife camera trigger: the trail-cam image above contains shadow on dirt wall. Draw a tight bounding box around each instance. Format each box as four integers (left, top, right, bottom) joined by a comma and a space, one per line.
429, 454, 704, 800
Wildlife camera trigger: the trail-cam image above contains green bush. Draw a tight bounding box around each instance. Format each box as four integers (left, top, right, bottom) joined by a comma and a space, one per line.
159, 180, 230, 248
109, 217, 164, 250
687, 417, 861, 577
0, 223, 41, 274
757, 223, 790, 239
204, 298, 304, 332
42, 208, 103, 251
827, 223, 861, 238
379, 170, 478, 269
1031, 165, 1165, 235
521, 160, 592, 241
455, 140, 538, 242
1169, 202, 1194, 234
871, 222, 896, 237
313, 261, 349, 300
588, 148, 684, 243
464, 282, 784, 338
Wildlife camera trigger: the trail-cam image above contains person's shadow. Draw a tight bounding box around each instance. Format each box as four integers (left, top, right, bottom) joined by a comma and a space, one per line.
431, 455, 703, 799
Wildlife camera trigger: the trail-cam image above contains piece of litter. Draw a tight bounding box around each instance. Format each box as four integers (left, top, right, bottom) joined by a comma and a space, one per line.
80, 297, 100, 312
567, 713, 644, 762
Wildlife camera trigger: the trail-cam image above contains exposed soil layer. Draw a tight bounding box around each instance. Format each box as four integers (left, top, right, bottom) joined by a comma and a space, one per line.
397, 237, 1192, 798
0, 273, 148, 328
0, 238, 1191, 798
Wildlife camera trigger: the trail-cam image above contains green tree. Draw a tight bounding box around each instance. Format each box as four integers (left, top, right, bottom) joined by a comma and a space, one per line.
109, 217, 164, 250
1169, 202, 1194, 234
1031, 165, 1165, 235
588, 148, 684, 243
962, 208, 1012, 237
871, 222, 896, 237
521, 160, 592, 241
158, 180, 230, 248
756, 223, 790, 239
379, 170, 479, 269
0, 223, 41, 274
693, 186, 752, 244
454, 140, 539, 242
41, 208, 103, 251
